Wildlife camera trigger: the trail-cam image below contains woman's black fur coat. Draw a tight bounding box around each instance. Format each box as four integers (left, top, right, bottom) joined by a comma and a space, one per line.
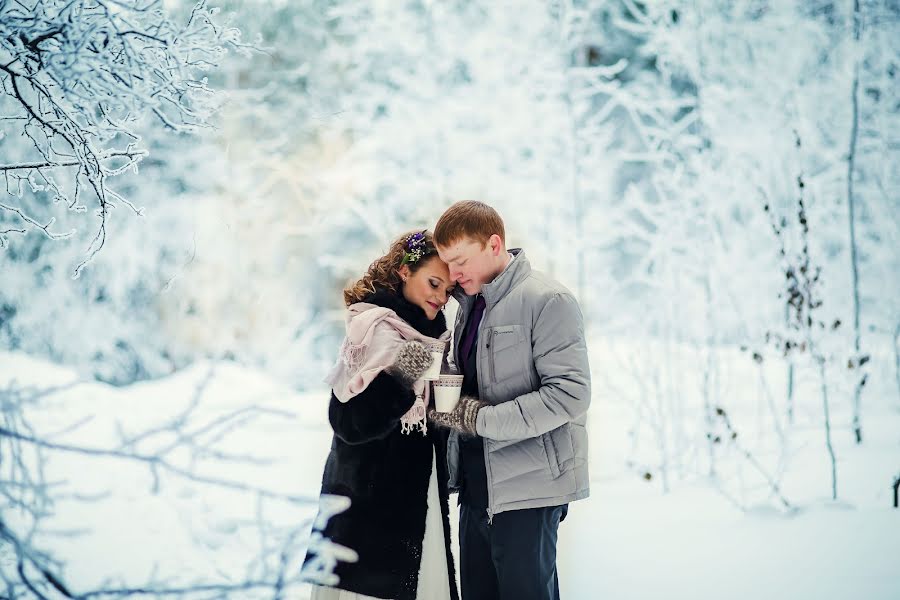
302, 288, 459, 600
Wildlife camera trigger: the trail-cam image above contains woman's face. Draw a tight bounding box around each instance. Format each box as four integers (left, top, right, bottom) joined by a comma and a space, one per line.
400, 256, 455, 320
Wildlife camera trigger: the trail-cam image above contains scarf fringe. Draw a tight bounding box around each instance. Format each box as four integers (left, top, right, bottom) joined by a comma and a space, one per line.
339, 339, 366, 369
400, 394, 428, 436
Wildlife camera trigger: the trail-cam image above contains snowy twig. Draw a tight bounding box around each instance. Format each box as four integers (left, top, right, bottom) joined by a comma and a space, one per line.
0, 378, 329, 598
0, 0, 242, 275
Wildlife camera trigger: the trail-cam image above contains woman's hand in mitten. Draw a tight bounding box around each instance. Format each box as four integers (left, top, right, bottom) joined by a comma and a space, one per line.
385, 340, 434, 388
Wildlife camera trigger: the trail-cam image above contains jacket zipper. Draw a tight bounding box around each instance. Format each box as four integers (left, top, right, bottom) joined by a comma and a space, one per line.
487, 328, 495, 384
481, 321, 495, 524
479, 329, 496, 525
484, 417, 495, 525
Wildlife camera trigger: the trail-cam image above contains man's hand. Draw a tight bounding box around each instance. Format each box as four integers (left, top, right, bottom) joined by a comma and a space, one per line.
427, 396, 486, 436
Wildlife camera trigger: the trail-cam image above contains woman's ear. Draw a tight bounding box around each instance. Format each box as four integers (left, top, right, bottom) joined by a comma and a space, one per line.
398, 264, 411, 282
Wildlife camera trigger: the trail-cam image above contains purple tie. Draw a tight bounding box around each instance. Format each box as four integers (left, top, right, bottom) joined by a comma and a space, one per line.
459, 295, 486, 364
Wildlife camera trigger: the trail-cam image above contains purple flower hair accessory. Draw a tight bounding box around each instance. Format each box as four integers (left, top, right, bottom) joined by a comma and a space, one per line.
401, 230, 430, 266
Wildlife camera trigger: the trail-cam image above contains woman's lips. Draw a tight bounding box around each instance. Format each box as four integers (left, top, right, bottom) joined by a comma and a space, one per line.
427, 301, 439, 310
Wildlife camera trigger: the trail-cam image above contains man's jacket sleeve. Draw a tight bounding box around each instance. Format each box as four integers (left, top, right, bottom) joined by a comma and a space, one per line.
476, 292, 591, 442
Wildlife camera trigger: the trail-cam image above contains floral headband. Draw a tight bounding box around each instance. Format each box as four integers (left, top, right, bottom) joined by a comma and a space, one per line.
400, 230, 432, 266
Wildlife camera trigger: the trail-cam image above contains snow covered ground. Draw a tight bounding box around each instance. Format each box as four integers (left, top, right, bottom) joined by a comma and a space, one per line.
1, 346, 898, 600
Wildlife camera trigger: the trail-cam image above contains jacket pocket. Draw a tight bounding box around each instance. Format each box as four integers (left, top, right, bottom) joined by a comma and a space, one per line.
542, 432, 561, 479
486, 324, 526, 384
550, 424, 576, 472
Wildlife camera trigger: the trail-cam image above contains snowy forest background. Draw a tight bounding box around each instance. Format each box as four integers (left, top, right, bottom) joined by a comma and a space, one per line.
1, 0, 898, 598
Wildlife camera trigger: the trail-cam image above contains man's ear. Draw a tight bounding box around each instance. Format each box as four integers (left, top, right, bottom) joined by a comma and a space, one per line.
489, 234, 504, 256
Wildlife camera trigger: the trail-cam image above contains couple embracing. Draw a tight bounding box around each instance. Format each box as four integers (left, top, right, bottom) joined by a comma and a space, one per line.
302, 201, 591, 600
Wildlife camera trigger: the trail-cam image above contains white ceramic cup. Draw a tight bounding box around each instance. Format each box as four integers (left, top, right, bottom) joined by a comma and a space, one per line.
421, 340, 446, 381
433, 374, 464, 412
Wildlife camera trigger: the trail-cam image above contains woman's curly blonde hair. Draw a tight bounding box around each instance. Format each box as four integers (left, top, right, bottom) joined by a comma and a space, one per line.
343, 230, 439, 306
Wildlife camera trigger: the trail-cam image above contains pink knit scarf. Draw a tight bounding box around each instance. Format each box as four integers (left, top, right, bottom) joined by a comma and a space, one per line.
324, 302, 450, 435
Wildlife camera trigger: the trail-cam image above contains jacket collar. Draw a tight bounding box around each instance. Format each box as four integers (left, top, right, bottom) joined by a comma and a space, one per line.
362, 287, 447, 338
452, 248, 530, 310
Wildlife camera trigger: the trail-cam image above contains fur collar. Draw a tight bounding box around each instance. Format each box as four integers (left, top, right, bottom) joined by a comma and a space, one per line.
363, 288, 447, 339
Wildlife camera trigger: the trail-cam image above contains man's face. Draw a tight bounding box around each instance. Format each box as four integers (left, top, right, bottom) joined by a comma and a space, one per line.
436, 235, 504, 296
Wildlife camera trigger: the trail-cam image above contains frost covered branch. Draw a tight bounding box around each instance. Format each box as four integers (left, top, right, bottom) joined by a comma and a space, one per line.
0, 0, 243, 275
0, 374, 335, 599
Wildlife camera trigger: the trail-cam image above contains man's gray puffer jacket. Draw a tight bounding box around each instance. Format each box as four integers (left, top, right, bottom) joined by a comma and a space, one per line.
447, 248, 591, 520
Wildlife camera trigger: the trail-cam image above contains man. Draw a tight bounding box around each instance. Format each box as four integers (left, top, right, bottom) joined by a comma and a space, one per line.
428, 201, 591, 600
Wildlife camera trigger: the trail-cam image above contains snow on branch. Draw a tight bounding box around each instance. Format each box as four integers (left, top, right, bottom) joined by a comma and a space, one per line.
0, 0, 244, 276
0, 372, 337, 599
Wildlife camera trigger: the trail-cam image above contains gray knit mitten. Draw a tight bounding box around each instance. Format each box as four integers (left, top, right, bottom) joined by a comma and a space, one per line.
427, 396, 486, 436
385, 341, 434, 388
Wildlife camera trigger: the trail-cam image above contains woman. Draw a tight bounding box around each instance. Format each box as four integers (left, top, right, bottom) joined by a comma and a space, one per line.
302, 230, 459, 600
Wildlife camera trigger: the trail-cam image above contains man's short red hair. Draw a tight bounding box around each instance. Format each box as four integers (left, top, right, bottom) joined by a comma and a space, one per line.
433, 200, 506, 248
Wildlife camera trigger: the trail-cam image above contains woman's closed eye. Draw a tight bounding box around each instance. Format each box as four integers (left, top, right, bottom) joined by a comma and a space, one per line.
430, 279, 454, 297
